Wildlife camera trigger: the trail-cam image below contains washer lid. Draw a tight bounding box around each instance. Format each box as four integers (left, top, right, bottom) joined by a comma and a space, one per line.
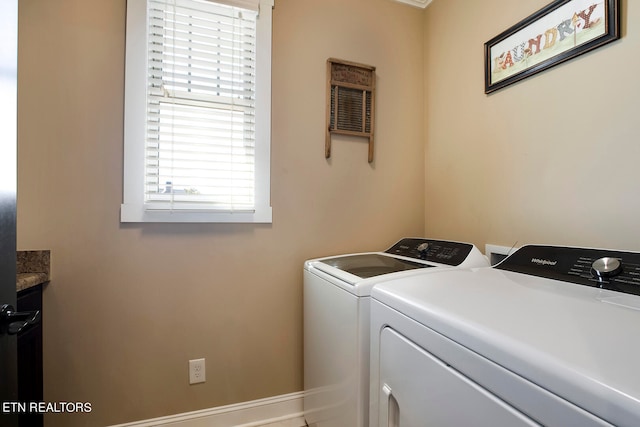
319, 253, 432, 279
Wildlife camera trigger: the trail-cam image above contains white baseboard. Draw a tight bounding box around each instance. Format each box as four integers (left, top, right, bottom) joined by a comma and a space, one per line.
107, 391, 305, 427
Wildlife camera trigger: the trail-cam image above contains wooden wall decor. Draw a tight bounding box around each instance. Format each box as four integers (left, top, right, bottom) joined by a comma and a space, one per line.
326, 58, 376, 162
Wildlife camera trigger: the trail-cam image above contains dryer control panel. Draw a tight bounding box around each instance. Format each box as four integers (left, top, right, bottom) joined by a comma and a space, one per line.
385, 238, 473, 266
496, 245, 640, 296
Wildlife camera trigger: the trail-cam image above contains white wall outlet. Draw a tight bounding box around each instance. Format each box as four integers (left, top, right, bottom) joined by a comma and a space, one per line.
189, 358, 206, 384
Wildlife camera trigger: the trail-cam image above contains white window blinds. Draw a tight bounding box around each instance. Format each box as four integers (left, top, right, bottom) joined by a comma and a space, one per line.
145, 0, 259, 212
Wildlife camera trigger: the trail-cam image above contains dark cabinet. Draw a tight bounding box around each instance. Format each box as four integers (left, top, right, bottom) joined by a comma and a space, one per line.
17, 284, 43, 427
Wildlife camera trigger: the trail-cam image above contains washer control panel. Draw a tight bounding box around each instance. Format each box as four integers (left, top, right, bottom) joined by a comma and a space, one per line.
385, 238, 473, 266
496, 245, 640, 296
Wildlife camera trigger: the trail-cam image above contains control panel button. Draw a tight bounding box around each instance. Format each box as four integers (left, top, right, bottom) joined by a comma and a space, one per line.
591, 257, 622, 279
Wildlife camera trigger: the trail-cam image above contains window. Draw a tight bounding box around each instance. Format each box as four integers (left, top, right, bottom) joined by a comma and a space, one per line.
121, 0, 273, 223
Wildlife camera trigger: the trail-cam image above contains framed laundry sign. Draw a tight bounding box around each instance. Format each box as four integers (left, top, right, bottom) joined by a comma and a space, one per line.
484, 0, 620, 94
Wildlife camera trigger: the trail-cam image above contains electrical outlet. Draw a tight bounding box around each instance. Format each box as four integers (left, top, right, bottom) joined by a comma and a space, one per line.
189, 358, 206, 384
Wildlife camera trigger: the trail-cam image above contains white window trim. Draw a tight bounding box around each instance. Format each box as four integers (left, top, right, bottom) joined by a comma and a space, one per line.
121, 0, 273, 223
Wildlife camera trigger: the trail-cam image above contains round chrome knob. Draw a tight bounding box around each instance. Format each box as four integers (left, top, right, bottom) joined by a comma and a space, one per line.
416, 242, 429, 259
591, 257, 622, 279
417, 242, 429, 253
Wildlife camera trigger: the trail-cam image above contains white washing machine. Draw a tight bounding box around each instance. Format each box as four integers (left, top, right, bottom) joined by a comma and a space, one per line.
370, 244, 640, 427
303, 238, 488, 427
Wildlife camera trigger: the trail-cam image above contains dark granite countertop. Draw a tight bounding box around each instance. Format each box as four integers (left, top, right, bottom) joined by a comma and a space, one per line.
17, 250, 50, 292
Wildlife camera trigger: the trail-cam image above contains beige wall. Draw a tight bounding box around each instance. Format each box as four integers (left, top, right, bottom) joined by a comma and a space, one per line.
16, 0, 425, 425
423, 0, 640, 252
22, 0, 640, 425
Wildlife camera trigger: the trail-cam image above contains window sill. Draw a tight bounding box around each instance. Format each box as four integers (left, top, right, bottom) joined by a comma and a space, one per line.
120, 204, 272, 223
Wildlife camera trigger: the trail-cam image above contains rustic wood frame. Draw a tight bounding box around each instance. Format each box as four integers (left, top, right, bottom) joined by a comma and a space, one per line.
326, 58, 376, 162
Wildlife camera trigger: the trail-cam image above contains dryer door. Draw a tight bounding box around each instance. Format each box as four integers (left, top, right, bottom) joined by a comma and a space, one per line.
377, 327, 539, 427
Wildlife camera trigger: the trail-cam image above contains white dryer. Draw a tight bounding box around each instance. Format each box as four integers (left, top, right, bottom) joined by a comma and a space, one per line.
370, 245, 640, 427
303, 238, 488, 427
